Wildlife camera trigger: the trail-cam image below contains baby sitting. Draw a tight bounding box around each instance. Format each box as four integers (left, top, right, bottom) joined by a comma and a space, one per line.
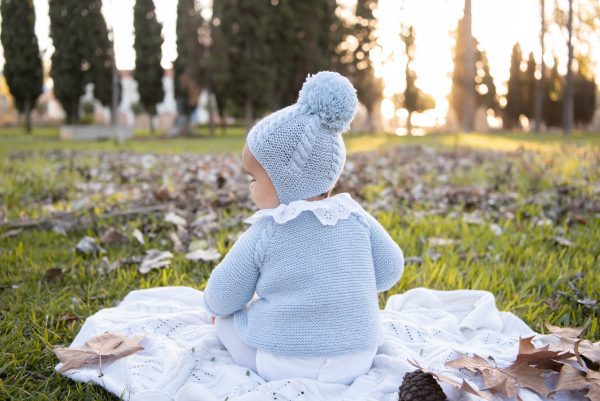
203, 71, 405, 385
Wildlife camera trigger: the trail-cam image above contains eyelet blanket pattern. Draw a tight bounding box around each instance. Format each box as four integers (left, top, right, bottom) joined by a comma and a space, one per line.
55, 287, 581, 401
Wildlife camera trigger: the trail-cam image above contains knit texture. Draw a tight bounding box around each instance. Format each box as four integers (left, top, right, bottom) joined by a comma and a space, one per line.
246, 71, 358, 204
203, 196, 405, 357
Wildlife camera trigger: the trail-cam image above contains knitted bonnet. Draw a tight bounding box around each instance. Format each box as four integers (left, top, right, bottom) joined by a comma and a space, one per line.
247, 71, 359, 204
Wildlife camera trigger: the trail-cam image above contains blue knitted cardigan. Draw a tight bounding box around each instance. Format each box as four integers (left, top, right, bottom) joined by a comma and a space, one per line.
203, 193, 405, 357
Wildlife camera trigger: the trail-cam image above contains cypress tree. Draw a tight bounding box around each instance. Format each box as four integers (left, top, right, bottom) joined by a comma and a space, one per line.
523, 52, 537, 120
476, 48, 499, 115
49, 0, 87, 123
81, 0, 116, 110
543, 57, 562, 128
134, 0, 165, 131
174, 0, 207, 134
400, 26, 434, 135
573, 55, 596, 127
503, 43, 524, 129
0, 0, 44, 133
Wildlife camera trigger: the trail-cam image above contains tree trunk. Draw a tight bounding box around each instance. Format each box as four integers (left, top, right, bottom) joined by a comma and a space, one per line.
150, 114, 156, 133
406, 110, 413, 136
207, 89, 215, 137
111, 59, 119, 127
24, 100, 32, 134
463, 0, 475, 133
533, 0, 545, 132
562, 0, 574, 135
244, 97, 253, 134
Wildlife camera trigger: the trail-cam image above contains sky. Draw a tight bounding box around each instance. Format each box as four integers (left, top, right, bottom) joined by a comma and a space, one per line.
0, 0, 598, 125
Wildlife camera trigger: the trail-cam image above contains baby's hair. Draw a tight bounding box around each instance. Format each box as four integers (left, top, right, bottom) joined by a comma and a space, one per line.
319, 189, 332, 198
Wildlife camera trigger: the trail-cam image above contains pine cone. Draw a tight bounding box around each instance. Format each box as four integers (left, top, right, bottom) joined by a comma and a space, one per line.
398, 369, 447, 401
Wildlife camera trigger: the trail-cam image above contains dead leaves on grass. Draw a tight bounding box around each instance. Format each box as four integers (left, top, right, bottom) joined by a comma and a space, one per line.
442, 330, 600, 401
53, 332, 144, 375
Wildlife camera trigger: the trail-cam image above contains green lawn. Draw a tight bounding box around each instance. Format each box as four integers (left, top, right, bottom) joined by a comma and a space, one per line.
1, 126, 599, 156
0, 128, 598, 400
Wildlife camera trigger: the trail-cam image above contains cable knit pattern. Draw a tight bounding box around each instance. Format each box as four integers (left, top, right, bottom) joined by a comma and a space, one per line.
203, 194, 405, 357
247, 71, 358, 204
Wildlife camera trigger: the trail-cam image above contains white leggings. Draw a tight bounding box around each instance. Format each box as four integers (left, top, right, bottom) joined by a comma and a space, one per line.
214, 315, 378, 385
214, 315, 258, 372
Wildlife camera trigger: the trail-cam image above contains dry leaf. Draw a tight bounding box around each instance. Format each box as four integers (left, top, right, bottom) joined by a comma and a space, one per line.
165, 212, 187, 227
76, 236, 105, 255
186, 247, 221, 262
132, 229, 145, 245
99, 227, 128, 246
53, 332, 144, 373
428, 237, 459, 246
545, 323, 600, 364
549, 365, 600, 401
546, 323, 585, 338
138, 249, 173, 274
447, 339, 554, 399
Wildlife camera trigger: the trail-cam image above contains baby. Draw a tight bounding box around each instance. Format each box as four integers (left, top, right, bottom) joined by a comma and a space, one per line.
203, 71, 405, 385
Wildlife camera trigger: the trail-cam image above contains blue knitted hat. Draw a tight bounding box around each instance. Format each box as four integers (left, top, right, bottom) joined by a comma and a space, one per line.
247, 71, 358, 204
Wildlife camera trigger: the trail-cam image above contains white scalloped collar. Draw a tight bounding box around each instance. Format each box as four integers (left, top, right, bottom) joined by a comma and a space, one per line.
244, 192, 368, 226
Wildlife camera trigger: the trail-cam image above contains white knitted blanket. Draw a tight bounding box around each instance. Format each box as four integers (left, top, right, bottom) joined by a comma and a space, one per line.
55, 287, 575, 401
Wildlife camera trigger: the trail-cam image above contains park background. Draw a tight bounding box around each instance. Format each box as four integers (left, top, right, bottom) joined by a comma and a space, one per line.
0, 1, 598, 400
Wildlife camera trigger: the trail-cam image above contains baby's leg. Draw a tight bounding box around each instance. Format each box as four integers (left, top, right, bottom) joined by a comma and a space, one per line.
214, 315, 257, 372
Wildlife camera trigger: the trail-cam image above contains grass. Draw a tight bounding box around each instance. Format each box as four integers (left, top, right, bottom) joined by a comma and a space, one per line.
1, 126, 599, 156
0, 128, 598, 400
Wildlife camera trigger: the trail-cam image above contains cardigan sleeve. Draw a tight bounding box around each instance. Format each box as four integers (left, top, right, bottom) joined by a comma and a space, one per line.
203, 218, 271, 317
365, 212, 405, 292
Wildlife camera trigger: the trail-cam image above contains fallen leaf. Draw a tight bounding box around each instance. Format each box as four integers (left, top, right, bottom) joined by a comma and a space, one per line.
99, 227, 128, 246
76, 236, 105, 255
169, 232, 185, 252
544, 323, 600, 365
186, 248, 221, 262
428, 237, 459, 246
553, 236, 573, 247
546, 323, 585, 338
549, 365, 600, 401
43, 267, 63, 282
58, 313, 80, 323
0, 228, 22, 239
138, 249, 173, 274
165, 212, 187, 227
490, 223, 503, 236
404, 256, 423, 265
447, 349, 551, 398
152, 185, 172, 202
53, 332, 144, 373
132, 229, 145, 245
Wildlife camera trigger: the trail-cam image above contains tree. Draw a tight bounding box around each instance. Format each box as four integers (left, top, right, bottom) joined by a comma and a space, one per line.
398, 26, 434, 135
503, 43, 524, 129
134, 0, 165, 132
523, 52, 537, 120
572, 55, 596, 127
49, 0, 87, 123
340, 0, 383, 132
449, 0, 476, 132
561, 0, 574, 134
0, 0, 44, 133
174, 0, 207, 135
475, 49, 499, 115
533, 0, 545, 132
81, 0, 115, 110
543, 57, 562, 128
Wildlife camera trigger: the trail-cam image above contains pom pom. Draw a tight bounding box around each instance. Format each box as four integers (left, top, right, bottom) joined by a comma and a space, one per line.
297, 71, 358, 133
